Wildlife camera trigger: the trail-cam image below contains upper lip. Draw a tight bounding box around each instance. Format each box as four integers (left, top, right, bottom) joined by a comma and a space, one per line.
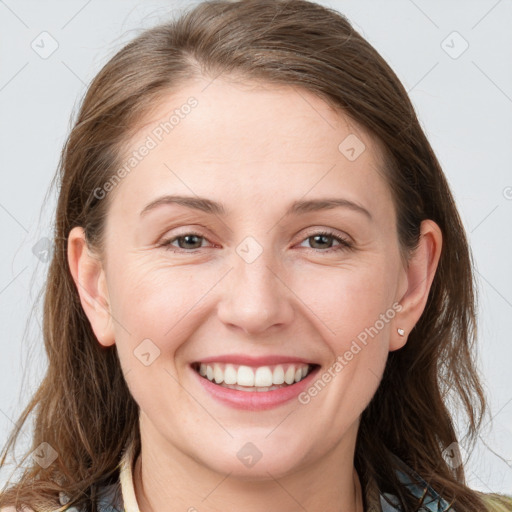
191, 354, 319, 367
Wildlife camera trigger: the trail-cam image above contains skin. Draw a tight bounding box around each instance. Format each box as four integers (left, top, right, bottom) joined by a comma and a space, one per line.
68, 75, 442, 512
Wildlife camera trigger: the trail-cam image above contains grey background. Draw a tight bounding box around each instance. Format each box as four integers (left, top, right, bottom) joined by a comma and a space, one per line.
1, 0, 511, 494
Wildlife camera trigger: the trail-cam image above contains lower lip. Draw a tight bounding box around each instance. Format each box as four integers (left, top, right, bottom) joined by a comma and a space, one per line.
191, 364, 320, 411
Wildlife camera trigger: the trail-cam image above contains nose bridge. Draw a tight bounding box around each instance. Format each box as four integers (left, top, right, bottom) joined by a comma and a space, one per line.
217, 234, 293, 334
236, 234, 277, 292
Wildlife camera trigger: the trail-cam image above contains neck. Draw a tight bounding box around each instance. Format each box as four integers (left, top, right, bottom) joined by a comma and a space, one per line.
132, 421, 364, 512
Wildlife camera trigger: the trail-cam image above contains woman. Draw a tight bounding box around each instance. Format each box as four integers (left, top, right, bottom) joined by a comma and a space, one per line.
1, 1, 510, 511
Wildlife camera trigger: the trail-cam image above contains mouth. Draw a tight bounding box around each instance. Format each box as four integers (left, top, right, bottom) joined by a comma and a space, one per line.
190, 361, 320, 392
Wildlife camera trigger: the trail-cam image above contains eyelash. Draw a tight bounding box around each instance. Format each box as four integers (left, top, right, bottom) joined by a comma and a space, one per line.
159, 229, 353, 254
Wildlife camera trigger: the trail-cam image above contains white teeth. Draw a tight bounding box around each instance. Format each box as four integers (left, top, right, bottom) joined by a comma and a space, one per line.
195, 362, 313, 389
237, 365, 255, 386
213, 363, 224, 384
224, 364, 237, 385
272, 365, 285, 385
254, 367, 273, 387
221, 383, 288, 392
284, 365, 296, 385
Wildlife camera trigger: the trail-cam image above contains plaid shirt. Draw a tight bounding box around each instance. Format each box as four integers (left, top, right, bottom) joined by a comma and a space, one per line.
57, 439, 456, 512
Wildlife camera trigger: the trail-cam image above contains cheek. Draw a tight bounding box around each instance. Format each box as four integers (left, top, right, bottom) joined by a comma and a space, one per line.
291, 258, 396, 400
106, 259, 214, 350
291, 258, 396, 339
107, 264, 205, 412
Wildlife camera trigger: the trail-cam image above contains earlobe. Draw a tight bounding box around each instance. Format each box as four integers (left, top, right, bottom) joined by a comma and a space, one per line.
67, 226, 115, 347
390, 219, 443, 351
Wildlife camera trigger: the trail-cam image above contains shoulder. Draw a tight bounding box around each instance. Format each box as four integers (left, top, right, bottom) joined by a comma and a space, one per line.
57, 482, 123, 512
479, 492, 512, 511
0, 482, 122, 512
1, 508, 34, 512
1, 507, 36, 512
387, 454, 512, 512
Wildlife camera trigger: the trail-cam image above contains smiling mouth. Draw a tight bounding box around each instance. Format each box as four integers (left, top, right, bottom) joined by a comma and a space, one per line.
191, 361, 320, 392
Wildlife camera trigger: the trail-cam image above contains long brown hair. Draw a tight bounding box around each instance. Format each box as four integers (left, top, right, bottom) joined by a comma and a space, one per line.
0, 1, 498, 510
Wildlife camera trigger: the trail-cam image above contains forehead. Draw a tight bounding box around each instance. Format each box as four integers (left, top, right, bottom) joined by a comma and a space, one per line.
107, 76, 393, 222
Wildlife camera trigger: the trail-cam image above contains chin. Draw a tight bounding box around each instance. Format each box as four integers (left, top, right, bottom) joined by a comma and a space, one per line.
195, 439, 309, 481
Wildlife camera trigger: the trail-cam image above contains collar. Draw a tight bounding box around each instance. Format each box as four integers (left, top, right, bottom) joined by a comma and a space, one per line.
118, 438, 140, 512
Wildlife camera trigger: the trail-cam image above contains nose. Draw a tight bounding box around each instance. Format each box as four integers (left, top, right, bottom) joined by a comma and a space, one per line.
216, 241, 294, 336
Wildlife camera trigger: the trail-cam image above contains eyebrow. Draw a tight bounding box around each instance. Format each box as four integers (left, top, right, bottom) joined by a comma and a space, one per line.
140, 195, 372, 220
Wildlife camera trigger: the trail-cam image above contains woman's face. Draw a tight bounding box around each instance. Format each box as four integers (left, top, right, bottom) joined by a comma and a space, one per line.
71, 76, 438, 479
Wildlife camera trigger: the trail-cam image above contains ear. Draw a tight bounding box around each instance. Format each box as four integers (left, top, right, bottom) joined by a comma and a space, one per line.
67, 226, 115, 347
390, 219, 443, 351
